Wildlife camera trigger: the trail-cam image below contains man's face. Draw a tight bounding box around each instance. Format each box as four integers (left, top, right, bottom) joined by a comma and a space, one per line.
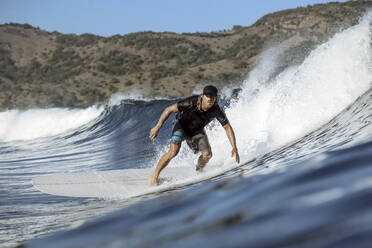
202, 94, 216, 109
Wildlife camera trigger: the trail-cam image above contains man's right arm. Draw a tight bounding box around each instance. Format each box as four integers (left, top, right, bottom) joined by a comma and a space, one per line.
149, 103, 179, 140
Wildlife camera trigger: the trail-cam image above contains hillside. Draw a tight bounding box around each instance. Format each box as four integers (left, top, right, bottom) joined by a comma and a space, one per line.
0, 0, 371, 109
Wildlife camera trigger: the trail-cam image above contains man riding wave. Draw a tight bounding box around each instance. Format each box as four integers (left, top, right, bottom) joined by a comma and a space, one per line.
149, 85, 240, 186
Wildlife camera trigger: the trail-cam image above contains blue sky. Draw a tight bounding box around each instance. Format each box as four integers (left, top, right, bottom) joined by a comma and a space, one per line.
0, 0, 348, 37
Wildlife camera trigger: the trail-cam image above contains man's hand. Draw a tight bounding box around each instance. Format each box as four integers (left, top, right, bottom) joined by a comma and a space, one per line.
149, 104, 179, 141
232, 148, 240, 163
223, 123, 239, 163
149, 125, 160, 140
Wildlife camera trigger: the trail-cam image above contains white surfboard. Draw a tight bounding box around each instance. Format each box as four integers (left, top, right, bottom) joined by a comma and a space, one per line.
32, 167, 198, 199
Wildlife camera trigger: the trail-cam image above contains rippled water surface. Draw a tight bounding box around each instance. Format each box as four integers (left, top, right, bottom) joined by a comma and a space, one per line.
1, 12, 372, 248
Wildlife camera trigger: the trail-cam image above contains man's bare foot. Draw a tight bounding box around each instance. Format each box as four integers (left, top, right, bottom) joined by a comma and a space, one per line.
196, 164, 204, 172
149, 173, 159, 186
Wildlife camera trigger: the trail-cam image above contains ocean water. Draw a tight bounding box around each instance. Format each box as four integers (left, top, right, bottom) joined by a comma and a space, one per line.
1, 12, 372, 248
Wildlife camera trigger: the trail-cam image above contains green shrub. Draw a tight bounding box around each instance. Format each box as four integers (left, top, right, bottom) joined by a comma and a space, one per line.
125, 81, 134, 86
0, 48, 18, 81
34, 47, 85, 82
150, 65, 183, 80
80, 88, 106, 103
98, 50, 143, 75
5, 28, 29, 37
56, 34, 79, 46
215, 72, 242, 83
174, 43, 219, 67
122, 33, 219, 66
122, 33, 186, 50
56, 33, 101, 47
110, 78, 120, 84
224, 34, 263, 59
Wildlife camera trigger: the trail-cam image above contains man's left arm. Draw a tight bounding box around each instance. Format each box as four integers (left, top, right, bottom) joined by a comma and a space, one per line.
223, 123, 240, 163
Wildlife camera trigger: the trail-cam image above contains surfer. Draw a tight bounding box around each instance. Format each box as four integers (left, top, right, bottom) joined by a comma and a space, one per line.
149, 85, 240, 186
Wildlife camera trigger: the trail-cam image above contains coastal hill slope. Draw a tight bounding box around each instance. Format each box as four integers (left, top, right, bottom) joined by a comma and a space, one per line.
0, 0, 371, 109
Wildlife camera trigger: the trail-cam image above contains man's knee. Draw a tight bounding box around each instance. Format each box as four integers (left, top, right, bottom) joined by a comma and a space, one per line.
168, 150, 178, 158
168, 144, 180, 158
202, 150, 212, 160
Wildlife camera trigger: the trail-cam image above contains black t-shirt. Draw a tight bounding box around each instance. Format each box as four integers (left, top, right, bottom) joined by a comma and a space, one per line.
176, 95, 229, 136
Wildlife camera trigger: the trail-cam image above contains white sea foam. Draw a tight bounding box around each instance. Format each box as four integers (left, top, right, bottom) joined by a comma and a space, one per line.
0, 106, 104, 142
214, 12, 372, 163
167, 12, 372, 169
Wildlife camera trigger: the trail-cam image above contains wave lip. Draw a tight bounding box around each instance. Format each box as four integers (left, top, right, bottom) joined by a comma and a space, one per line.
215, 10, 372, 164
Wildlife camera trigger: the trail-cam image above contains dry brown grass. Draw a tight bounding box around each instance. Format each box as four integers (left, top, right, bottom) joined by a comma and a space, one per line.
0, 1, 371, 109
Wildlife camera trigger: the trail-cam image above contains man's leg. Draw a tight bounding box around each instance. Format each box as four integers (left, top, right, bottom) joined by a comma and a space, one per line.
149, 143, 181, 186
193, 132, 212, 172
196, 150, 212, 172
